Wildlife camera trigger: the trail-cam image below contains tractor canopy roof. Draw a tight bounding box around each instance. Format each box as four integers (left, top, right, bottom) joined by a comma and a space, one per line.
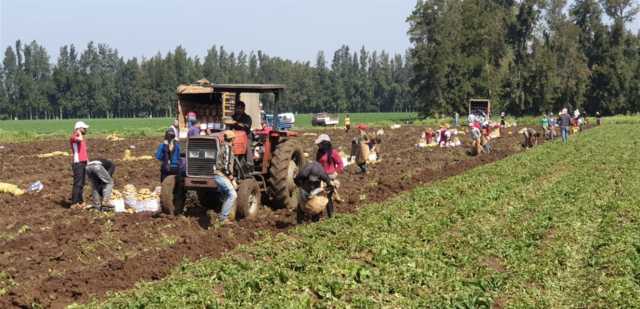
177, 79, 286, 95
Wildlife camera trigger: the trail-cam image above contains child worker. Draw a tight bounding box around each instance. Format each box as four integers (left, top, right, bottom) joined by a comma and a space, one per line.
315, 134, 344, 202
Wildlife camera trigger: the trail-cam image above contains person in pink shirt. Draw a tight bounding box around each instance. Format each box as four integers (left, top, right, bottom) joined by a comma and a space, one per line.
315, 134, 344, 202
70, 121, 89, 208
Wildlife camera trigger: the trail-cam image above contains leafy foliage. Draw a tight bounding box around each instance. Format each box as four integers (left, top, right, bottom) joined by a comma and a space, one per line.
409, 0, 640, 116
78, 122, 640, 308
0, 42, 414, 120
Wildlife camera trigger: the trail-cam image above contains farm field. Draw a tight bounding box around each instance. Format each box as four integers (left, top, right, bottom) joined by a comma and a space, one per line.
75, 122, 640, 308
0, 113, 416, 142
0, 121, 546, 308
1, 113, 622, 143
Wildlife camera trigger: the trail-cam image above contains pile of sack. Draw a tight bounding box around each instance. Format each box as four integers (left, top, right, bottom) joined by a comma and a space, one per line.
113, 184, 161, 213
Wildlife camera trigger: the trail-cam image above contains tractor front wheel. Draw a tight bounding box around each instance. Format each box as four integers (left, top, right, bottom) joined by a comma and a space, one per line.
237, 179, 261, 220
269, 140, 304, 210
160, 175, 185, 215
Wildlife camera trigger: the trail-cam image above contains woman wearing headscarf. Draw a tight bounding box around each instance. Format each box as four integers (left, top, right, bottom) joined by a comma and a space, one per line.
315, 134, 344, 203
155, 128, 182, 182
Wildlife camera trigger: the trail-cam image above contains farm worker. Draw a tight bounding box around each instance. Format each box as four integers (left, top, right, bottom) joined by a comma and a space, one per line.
519, 128, 540, 148
70, 121, 89, 209
210, 130, 238, 225
596, 112, 602, 125
438, 123, 449, 147
294, 161, 335, 223
548, 113, 557, 139
500, 112, 506, 127
85, 159, 115, 211
351, 124, 370, 174
541, 114, 550, 139
186, 111, 197, 128
230, 101, 254, 167
315, 134, 344, 202
470, 122, 483, 155
369, 129, 384, 160
559, 108, 572, 144
424, 128, 435, 145
344, 114, 351, 132
187, 119, 201, 137
199, 123, 208, 136
170, 119, 180, 141
155, 128, 182, 182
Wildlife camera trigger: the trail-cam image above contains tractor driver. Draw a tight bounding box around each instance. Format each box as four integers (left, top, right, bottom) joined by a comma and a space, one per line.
230, 100, 254, 168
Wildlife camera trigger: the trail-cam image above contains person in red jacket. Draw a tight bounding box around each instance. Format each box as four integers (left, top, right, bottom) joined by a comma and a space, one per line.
315, 134, 344, 202
70, 121, 90, 209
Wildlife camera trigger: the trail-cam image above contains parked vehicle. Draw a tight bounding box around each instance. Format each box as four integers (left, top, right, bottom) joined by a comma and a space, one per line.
311, 113, 339, 126
161, 80, 305, 221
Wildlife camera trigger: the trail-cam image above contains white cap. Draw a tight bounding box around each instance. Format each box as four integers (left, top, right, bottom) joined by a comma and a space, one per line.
74, 121, 89, 130
314, 134, 331, 144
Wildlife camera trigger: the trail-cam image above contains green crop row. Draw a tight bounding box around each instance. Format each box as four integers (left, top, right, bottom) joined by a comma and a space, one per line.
74, 120, 640, 308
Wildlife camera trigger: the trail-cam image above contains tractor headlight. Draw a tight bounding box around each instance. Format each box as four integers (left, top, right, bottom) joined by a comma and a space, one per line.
188, 151, 201, 159
204, 151, 215, 159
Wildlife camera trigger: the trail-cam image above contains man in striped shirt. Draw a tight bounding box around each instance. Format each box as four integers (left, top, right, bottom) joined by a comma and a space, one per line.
70, 121, 89, 209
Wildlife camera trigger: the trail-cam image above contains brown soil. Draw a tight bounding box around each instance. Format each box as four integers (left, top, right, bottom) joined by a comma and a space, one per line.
0, 126, 545, 308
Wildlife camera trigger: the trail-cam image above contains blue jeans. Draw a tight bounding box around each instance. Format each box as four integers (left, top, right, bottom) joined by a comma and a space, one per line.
561, 127, 569, 144
213, 175, 237, 221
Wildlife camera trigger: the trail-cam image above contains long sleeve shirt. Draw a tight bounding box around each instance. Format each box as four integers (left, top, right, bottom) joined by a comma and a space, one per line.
70, 131, 88, 163
318, 149, 344, 175
155, 142, 182, 170
215, 142, 234, 177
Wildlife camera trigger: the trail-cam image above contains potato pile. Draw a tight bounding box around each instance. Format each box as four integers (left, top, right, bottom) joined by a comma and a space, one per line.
122, 149, 153, 161
111, 189, 123, 200
0, 182, 25, 196
36, 151, 70, 158
136, 188, 158, 201
106, 133, 124, 142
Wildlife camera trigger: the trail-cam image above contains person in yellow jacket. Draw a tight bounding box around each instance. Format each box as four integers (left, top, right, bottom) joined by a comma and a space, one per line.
344, 114, 351, 132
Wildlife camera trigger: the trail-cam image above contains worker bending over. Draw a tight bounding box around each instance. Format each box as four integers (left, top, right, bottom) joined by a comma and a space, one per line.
519, 127, 540, 148
85, 159, 115, 211
294, 161, 335, 223
351, 124, 370, 174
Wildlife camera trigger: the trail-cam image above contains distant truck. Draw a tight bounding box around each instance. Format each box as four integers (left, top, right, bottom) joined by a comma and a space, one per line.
265, 113, 295, 131
468, 99, 491, 123
311, 113, 339, 126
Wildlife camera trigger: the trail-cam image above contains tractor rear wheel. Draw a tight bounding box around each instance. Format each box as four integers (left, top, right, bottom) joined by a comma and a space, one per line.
237, 179, 261, 220
268, 139, 304, 210
160, 175, 185, 215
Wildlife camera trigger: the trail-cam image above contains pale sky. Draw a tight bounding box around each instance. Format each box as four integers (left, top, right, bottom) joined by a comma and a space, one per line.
0, 0, 417, 63
1, 0, 638, 64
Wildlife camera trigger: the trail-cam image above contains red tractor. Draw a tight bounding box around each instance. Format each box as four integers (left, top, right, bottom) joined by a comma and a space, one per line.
161, 80, 305, 220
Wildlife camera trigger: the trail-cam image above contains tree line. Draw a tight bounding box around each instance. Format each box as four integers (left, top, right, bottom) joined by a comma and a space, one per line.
409, 0, 640, 116
0, 41, 414, 120
2, 0, 639, 120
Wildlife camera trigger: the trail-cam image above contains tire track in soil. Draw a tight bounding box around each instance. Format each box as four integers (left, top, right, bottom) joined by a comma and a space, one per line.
0, 126, 556, 308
